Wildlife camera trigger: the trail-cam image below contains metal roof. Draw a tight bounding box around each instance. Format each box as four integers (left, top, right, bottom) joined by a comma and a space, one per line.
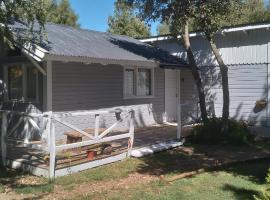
11, 22, 188, 68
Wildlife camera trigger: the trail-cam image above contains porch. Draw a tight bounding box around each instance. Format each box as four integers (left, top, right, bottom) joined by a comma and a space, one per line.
1, 109, 184, 178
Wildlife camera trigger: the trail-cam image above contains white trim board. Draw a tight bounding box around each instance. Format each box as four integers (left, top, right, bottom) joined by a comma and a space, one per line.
140, 23, 270, 43
267, 41, 270, 126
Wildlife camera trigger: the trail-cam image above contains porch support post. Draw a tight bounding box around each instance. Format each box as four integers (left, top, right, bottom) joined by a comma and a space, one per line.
94, 114, 100, 139
177, 103, 182, 140
267, 41, 270, 126
177, 70, 181, 140
46, 61, 53, 111
127, 110, 135, 157
1, 112, 7, 166
49, 116, 56, 179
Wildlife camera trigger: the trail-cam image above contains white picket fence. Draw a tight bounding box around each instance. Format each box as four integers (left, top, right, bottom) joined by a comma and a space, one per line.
0, 109, 135, 178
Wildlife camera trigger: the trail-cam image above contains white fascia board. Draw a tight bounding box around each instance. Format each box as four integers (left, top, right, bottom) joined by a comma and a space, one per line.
21, 42, 47, 62
44, 54, 159, 68
140, 24, 270, 43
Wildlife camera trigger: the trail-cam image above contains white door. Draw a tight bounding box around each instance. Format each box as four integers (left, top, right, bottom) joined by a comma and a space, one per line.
165, 69, 180, 122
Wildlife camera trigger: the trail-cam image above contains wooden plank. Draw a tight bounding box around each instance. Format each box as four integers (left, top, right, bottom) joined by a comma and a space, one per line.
54, 152, 127, 177
1, 113, 7, 166
98, 119, 123, 139
49, 119, 56, 179
55, 133, 130, 151
23, 118, 30, 144
94, 114, 100, 139
127, 110, 135, 157
53, 109, 123, 118
53, 117, 95, 140
7, 116, 24, 137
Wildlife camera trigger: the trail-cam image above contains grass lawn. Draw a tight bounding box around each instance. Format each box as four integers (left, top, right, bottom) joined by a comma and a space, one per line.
0, 144, 269, 199
76, 161, 269, 200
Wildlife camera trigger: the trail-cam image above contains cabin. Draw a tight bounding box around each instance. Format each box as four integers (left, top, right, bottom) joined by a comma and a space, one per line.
141, 22, 270, 129
0, 22, 188, 178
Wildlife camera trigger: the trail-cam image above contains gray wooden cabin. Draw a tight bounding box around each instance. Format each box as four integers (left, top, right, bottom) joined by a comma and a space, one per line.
0, 22, 188, 138
141, 23, 270, 128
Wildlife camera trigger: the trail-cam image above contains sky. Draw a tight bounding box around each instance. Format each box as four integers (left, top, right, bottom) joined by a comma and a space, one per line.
70, 0, 270, 36
69, 0, 159, 35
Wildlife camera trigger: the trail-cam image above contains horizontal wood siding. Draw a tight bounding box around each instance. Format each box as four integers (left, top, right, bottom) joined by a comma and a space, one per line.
211, 64, 268, 125
52, 61, 165, 138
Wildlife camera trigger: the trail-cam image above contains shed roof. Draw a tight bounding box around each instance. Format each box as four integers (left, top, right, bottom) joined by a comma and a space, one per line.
11, 22, 188, 68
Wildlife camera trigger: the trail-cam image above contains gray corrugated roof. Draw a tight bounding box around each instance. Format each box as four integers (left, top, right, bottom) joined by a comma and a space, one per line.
11, 22, 188, 68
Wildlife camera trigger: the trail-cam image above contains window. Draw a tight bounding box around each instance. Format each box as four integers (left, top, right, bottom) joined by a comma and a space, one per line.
6, 64, 39, 102
124, 67, 154, 98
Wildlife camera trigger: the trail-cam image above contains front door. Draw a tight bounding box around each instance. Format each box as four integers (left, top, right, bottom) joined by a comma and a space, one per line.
164, 69, 180, 122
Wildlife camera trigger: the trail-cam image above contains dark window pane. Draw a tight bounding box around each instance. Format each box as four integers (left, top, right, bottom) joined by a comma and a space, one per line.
26, 66, 37, 100
8, 66, 23, 100
137, 68, 152, 96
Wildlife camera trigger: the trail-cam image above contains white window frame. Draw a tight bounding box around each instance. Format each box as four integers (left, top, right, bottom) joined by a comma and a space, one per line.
4, 63, 39, 103
123, 66, 155, 99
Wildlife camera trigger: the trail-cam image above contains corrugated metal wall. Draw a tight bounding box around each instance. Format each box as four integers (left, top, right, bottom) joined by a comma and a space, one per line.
152, 28, 270, 125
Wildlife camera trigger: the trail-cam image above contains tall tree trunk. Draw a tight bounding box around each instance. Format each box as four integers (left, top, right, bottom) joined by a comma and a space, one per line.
208, 36, 230, 133
181, 22, 208, 123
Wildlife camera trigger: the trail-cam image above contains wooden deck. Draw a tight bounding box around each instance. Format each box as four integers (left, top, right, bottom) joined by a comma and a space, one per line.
3, 124, 181, 177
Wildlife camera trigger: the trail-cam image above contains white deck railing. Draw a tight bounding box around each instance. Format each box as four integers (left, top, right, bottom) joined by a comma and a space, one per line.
0, 109, 135, 178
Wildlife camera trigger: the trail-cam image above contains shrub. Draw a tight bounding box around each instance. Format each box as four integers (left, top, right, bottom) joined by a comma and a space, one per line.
189, 118, 254, 145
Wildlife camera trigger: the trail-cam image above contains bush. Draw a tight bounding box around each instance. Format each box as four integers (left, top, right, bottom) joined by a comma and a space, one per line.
189, 118, 254, 145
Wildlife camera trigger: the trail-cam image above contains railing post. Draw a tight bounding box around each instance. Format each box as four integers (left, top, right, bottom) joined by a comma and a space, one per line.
94, 114, 100, 139
1, 112, 7, 166
177, 103, 181, 140
49, 114, 56, 179
127, 110, 135, 157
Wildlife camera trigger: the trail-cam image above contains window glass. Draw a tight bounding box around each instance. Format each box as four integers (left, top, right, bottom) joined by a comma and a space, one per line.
124, 69, 135, 97
26, 66, 38, 100
137, 68, 152, 96
8, 66, 23, 100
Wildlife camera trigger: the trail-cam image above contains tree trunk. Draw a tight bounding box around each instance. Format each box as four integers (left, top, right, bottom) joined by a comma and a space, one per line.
208, 37, 230, 133
181, 22, 208, 123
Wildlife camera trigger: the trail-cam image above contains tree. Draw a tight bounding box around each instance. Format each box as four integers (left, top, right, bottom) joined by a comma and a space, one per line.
128, 0, 209, 123
108, 1, 151, 38
157, 23, 171, 35
0, 0, 49, 50
47, 0, 79, 27
195, 0, 242, 133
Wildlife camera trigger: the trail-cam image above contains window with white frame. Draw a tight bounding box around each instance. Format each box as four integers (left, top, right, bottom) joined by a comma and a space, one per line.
6, 64, 39, 102
124, 67, 154, 98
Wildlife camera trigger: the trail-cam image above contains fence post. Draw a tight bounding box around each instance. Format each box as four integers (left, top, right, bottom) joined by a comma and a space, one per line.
49, 114, 56, 179
1, 112, 7, 166
177, 103, 181, 140
127, 110, 135, 157
94, 114, 100, 139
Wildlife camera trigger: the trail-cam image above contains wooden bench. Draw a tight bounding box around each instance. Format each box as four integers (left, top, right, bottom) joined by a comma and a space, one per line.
64, 131, 83, 144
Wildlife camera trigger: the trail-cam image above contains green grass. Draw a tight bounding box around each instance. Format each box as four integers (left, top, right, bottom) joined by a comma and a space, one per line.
0, 183, 4, 193
75, 161, 270, 200
55, 158, 143, 189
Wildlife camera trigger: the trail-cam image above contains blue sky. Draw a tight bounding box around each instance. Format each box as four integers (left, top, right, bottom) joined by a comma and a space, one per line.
69, 0, 159, 35
70, 0, 270, 36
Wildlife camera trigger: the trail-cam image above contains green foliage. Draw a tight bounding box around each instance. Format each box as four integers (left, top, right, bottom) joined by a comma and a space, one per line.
190, 118, 254, 145
156, 23, 170, 35
47, 0, 79, 27
108, 1, 151, 38
0, 0, 49, 48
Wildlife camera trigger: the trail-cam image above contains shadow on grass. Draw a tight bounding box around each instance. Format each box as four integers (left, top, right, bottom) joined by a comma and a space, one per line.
0, 165, 53, 196
136, 144, 270, 184
222, 184, 260, 200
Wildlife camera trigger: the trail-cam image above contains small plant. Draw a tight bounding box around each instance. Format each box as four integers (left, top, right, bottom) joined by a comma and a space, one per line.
189, 118, 254, 145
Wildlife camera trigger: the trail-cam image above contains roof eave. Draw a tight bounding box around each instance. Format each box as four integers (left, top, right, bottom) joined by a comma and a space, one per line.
140, 23, 270, 43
